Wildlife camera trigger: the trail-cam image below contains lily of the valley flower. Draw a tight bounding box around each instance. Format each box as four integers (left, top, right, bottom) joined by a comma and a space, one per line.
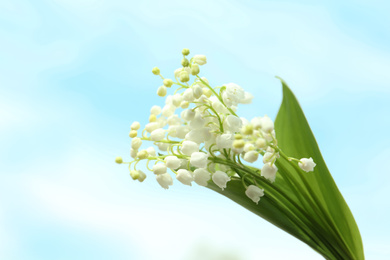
245, 185, 264, 204
118, 48, 315, 204
298, 157, 316, 172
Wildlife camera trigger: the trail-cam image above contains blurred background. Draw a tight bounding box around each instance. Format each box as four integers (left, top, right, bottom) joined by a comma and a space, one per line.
1, 0, 389, 259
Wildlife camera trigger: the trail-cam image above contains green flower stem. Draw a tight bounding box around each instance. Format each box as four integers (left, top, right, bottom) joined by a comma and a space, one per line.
210, 156, 348, 259
276, 150, 352, 259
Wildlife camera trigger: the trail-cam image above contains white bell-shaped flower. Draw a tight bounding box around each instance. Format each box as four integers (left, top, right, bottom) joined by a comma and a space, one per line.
240, 92, 254, 104
181, 109, 195, 122
189, 112, 205, 129
298, 157, 316, 172
262, 152, 274, 163
216, 134, 234, 149
243, 151, 259, 163
130, 148, 138, 159
164, 156, 181, 169
182, 88, 195, 102
150, 105, 161, 115
176, 169, 194, 186
146, 147, 156, 156
244, 143, 255, 152
167, 115, 181, 126
210, 96, 228, 114
192, 84, 203, 99
150, 128, 165, 141
137, 170, 147, 182
156, 172, 173, 189
261, 115, 274, 133
175, 126, 190, 139
162, 104, 175, 117
261, 162, 278, 182
157, 142, 169, 151
251, 117, 262, 129
225, 115, 242, 133
223, 83, 245, 106
193, 168, 211, 186
193, 54, 207, 65
131, 137, 142, 150
190, 152, 208, 168
172, 94, 183, 107
131, 121, 141, 130
181, 141, 199, 156
145, 122, 159, 133
185, 128, 211, 144
245, 185, 264, 204
152, 163, 167, 175
212, 170, 230, 190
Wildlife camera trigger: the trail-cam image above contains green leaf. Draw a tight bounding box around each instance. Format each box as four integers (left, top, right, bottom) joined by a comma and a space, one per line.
207, 78, 364, 259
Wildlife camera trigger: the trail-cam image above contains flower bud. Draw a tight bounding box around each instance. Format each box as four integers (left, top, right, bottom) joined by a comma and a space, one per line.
129, 130, 137, 138
180, 101, 189, 109
131, 137, 142, 149
130, 149, 137, 159
145, 122, 159, 133
115, 157, 123, 164
138, 170, 147, 182
131, 121, 141, 130
152, 163, 167, 175
241, 124, 253, 135
179, 71, 190, 82
176, 169, 194, 186
191, 64, 200, 75
182, 88, 194, 102
193, 55, 207, 65
212, 171, 230, 190
149, 114, 157, 122
137, 149, 149, 159
150, 128, 165, 141
191, 85, 202, 99
130, 170, 140, 180
233, 140, 245, 149
182, 48, 190, 56
245, 185, 264, 204
244, 143, 254, 152
156, 172, 173, 189
150, 105, 162, 115
261, 162, 277, 182
181, 58, 189, 67
193, 168, 211, 186
190, 152, 208, 168
157, 86, 167, 97
152, 67, 160, 75
261, 115, 274, 133
234, 134, 243, 140
163, 78, 173, 87
243, 151, 259, 163
172, 94, 183, 107
298, 157, 316, 172
202, 88, 212, 97
255, 138, 267, 149
146, 147, 156, 157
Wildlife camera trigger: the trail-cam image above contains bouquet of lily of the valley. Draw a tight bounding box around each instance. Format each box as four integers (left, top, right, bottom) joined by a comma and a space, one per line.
116, 49, 364, 260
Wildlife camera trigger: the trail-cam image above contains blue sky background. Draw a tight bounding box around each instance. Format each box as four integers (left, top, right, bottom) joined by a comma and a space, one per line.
1, 0, 389, 259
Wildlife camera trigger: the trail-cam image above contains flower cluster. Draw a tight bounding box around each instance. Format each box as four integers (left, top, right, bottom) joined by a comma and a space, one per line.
116, 49, 316, 204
